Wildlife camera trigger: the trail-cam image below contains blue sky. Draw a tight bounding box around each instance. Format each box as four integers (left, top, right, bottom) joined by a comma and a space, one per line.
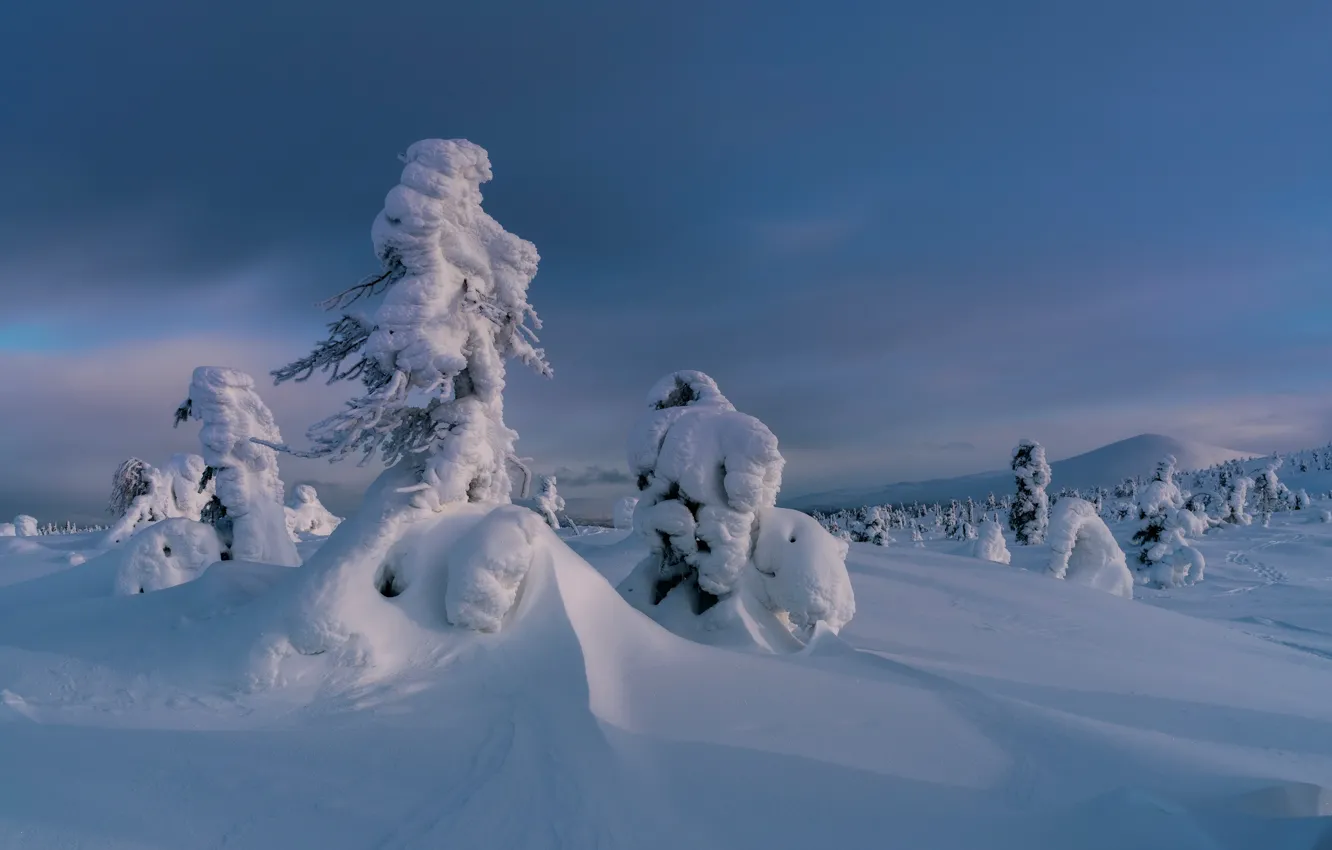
1, 1, 1330, 521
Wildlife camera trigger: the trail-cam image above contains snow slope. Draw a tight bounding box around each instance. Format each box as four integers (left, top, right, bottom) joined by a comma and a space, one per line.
789, 433, 1253, 510
4, 506, 1332, 847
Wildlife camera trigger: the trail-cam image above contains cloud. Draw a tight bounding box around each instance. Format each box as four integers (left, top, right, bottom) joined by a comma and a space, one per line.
548, 465, 633, 487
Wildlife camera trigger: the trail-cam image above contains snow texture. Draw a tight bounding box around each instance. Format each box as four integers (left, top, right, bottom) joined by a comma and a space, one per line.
751, 507, 855, 635
272, 139, 549, 512
13, 515, 38, 537
535, 475, 565, 529
285, 484, 343, 537
178, 367, 300, 567
111, 517, 224, 595
1009, 440, 1051, 545
1047, 497, 1134, 599
972, 518, 1011, 565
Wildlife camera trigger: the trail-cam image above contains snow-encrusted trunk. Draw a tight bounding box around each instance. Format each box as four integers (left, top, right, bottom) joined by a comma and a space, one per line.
535, 475, 565, 529
177, 367, 300, 567
1009, 439, 1051, 545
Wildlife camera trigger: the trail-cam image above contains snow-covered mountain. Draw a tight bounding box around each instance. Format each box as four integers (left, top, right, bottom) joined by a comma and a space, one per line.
786, 434, 1253, 511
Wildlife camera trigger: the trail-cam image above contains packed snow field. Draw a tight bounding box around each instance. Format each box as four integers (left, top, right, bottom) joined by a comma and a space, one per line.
5, 138, 1332, 849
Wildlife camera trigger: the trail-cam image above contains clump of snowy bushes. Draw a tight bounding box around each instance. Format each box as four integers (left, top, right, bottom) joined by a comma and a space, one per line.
618, 371, 854, 640
285, 485, 342, 538
1131, 456, 1205, 587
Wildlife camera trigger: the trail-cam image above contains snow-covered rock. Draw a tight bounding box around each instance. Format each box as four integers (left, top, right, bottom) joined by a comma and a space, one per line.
111, 518, 223, 595
1047, 498, 1133, 599
751, 507, 855, 635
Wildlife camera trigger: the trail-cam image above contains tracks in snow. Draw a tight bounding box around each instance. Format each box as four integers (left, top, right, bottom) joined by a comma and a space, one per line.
1223, 535, 1300, 591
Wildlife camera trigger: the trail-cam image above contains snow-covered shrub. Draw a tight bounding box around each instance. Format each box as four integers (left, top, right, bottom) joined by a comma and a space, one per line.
1252, 460, 1288, 523
863, 506, 894, 546
13, 515, 38, 537
619, 371, 852, 640
910, 522, 925, 546
1321, 510, 1332, 524
1295, 489, 1312, 511
1131, 509, 1206, 587
751, 508, 855, 636
0, 523, 14, 537
175, 367, 300, 567
613, 496, 638, 530
625, 371, 784, 603
268, 139, 549, 511
972, 518, 1011, 565
1218, 468, 1252, 525
1137, 455, 1183, 518
284, 484, 342, 538
1009, 439, 1051, 545
1047, 498, 1133, 599
112, 518, 223, 595
444, 505, 547, 632
103, 454, 216, 546
535, 475, 564, 529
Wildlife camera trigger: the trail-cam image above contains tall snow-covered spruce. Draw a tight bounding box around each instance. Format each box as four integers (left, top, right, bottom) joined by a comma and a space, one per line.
257, 140, 557, 660
619, 371, 855, 641
1009, 439, 1051, 545
269, 139, 548, 510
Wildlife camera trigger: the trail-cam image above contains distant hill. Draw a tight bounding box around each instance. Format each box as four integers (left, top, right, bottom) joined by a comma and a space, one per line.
784, 434, 1253, 511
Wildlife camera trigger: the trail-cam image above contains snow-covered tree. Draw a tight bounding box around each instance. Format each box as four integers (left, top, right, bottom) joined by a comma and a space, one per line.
13, 515, 38, 537
175, 367, 300, 567
863, 506, 894, 546
618, 371, 853, 637
972, 518, 1010, 565
1218, 467, 1252, 525
1137, 455, 1184, 518
534, 475, 565, 529
268, 139, 549, 511
284, 485, 343, 538
1296, 489, 1312, 511
1047, 498, 1133, 598
613, 496, 639, 530
108, 458, 153, 518
1009, 439, 1051, 545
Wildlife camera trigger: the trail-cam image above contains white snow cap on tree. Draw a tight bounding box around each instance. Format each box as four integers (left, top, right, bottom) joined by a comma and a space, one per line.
177, 367, 300, 567
972, 518, 1011, 565
285, 484, 343, 538
1047, 498, 1133, 599
627, 371, 784, 597
1009, 439, 1051, 545
270, 139, 549, 511
1137, 455, 1184, 517
103, 454, 216, 546
535, 475, 565, 529
13, 515, 38, 537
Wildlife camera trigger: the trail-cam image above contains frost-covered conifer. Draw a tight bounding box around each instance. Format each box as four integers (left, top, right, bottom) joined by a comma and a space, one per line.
863, 506, 894, 546
1252, 459, 1288, 524
175, 367, 300, 567
613, 496, 639, 530
13, 515, 38, 537
1009, 439, 1051, 545
535, 475, 565, 529
108, 458, 153, 518
972, 519, 1010, 564
1218, 468, 1253, 525
1047, 498, 1133, 598
269, 139, 549, 510
1296, 489, 1312, 511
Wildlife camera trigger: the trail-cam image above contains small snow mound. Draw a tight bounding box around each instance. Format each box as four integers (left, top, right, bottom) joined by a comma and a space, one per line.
1047, 498, 1133, 599
972, 518, 1011, 564
112, 518, 223, 595
751, 508, 855, 635
444, 506, 548, 632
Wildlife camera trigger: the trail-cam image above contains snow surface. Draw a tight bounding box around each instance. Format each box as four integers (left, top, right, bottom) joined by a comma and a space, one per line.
6, 498, 1332, 847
